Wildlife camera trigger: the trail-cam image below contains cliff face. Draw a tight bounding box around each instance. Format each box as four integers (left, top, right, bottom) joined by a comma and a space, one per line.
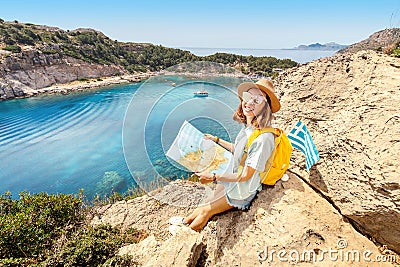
0, 20, 199, 100
274, 50, 400, 255
0, 50, 125, 99
337, 28, 400, 54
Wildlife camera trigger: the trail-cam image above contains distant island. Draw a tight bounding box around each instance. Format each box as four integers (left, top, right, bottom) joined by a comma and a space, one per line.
290, 42, 348, 51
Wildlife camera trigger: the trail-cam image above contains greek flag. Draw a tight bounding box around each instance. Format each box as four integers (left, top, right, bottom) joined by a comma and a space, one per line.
288, 121, 320, 170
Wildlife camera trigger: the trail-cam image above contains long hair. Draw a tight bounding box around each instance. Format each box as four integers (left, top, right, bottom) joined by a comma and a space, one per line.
232, 91, 274, 129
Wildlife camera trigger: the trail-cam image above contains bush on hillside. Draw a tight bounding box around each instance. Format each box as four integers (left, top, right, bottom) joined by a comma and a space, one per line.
0, 192, 84, 260
0, 20, 298, 76
2, 44, 21, 53
391, 42, 400, 57
43, 224, 143, 266
0, 191, 146, 266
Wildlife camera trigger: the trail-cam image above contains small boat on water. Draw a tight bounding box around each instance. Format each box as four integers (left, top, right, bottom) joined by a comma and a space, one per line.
193, 90, 208, 97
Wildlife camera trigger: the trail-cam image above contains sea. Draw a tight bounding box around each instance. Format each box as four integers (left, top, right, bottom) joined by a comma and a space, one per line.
0, 49, 337, 199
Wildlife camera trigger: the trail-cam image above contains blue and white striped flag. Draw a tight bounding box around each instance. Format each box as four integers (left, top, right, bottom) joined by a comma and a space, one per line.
288, 121, 320, 170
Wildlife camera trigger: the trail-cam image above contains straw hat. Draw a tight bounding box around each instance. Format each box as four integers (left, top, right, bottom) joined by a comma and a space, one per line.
237, 78, 281, 113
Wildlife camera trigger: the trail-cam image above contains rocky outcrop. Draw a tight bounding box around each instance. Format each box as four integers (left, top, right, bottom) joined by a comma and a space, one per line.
337, 28, 400, 54
0, 50, 125, 99
89, 49, 400, 266
274, 50, 400, 254
92, 177, 395, 266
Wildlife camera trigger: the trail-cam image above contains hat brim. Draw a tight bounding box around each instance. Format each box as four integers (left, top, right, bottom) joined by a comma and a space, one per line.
237, 82, 281, 113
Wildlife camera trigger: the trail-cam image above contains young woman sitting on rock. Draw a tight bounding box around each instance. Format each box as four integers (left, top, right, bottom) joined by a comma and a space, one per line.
169, 78, 281, 233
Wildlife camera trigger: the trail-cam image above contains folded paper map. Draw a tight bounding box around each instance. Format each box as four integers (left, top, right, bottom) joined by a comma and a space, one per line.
166, 121, 232, 174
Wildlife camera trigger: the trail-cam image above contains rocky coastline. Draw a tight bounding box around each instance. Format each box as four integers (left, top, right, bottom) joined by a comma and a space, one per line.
0, 49, 157, 100
13, 72, 155, 99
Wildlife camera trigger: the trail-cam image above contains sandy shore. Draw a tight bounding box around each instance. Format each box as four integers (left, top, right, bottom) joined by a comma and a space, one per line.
4, 70, 249, 100
26, 73, 157, 97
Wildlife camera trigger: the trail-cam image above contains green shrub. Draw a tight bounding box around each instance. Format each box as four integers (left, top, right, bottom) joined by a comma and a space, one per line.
102, 254, 137, 267
4, 37, 16, 45
0, 191, 146, 265
0, 192, 84, 260
0, 257, 37, 266
392, 46, 400, 57
41, 49, 58, 55
2, 45, 21, 53
22, 28, 40, 41
45, 224, 144, 266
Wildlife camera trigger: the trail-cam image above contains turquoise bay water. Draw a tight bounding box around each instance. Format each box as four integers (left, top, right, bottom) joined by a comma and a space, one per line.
0, 49, 338, 199
0, 84, 137, 198
122, 76, 243, 188
0, 76, 243, 198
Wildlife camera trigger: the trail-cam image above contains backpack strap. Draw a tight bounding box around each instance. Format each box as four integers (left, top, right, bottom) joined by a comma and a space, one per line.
239, 127, 279, 168
245, 127, 279, 149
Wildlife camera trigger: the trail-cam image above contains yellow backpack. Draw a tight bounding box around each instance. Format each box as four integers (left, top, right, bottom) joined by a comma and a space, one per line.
239, 127, 292, 185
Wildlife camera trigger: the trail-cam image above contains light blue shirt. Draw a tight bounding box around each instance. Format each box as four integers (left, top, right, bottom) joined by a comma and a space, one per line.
222, 126, 275, 200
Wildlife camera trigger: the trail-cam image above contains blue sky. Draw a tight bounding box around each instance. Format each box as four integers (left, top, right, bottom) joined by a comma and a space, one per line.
1, 0, 400, 49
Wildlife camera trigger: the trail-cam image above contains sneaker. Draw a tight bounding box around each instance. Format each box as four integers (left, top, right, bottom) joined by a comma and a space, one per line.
281, 174, 289, 182
169, 225, 183, 235
169, 216, 186, 226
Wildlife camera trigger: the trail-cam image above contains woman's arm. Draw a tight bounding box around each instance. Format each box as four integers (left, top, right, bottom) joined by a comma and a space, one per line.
195, 165, 256, 184
204, 134, 234, 153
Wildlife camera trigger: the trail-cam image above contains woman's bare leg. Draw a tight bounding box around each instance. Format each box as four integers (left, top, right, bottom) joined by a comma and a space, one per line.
184, 184, 226, 225
204, 183, 225, 203
187, 191, 233, 231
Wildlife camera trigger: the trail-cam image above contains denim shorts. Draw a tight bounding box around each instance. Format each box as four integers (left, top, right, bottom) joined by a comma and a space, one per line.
225, 191, 258, 210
